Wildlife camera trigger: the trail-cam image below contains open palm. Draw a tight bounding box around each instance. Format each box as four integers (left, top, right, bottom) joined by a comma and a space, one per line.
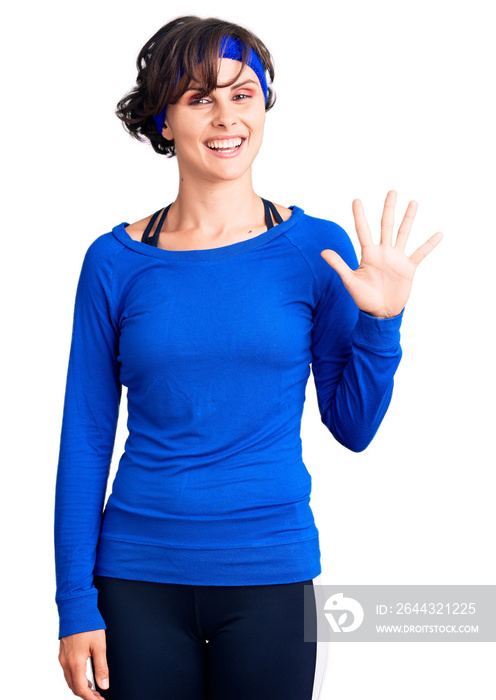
321, 190, 443, 318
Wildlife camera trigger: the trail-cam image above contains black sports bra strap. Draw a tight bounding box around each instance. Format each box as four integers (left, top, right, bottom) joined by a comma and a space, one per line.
261, 198, 274, 230
267, 200, 283, 225
261, 198, 283, 229
142, 198, 282, 246
141, 204, 173, 245
141, 209, 161, 242
148, 204, 172, 246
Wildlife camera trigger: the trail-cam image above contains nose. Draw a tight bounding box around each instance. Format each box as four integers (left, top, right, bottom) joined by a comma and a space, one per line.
212, 96, 237, 128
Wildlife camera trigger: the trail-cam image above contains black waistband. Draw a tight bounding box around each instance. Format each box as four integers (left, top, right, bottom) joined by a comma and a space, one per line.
141, 197, 283, 246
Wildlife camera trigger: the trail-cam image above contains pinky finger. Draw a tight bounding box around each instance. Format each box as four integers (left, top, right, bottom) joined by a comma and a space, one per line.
409, 231, 443, 267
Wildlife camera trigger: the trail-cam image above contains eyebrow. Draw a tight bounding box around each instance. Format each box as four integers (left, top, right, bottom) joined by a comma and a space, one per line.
183, 79, 258, 93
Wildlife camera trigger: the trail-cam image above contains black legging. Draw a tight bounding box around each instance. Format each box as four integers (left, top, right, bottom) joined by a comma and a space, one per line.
91, 574, 318, 700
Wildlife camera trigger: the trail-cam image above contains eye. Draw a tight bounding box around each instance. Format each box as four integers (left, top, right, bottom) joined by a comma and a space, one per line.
189, 97, 211, 105
188, 91, 253, 106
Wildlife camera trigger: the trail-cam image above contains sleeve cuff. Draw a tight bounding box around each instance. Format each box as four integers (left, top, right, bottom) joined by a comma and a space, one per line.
56, 590, 107, 639
351, 308, 404, 350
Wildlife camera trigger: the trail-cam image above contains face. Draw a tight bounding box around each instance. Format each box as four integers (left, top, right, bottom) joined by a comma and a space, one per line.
162, 58, 266, 183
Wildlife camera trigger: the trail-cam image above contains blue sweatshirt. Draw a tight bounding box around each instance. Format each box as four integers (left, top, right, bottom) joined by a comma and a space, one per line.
54, 204, 403, 640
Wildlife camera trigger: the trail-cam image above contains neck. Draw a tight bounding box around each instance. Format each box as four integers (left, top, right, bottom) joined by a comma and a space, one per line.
167, 167, 264, 236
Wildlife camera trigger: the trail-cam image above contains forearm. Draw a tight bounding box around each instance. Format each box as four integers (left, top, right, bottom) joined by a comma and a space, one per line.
319, 309, 403, 452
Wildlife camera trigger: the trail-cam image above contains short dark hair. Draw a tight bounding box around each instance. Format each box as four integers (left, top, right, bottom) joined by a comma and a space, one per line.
115, 15, 276, 158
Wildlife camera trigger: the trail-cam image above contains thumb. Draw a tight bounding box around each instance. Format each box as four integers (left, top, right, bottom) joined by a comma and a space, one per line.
92, 639, 110, 691
320, 249, 353, 287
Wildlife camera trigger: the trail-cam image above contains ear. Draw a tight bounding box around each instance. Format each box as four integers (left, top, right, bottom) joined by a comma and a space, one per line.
162, 122, 173, 140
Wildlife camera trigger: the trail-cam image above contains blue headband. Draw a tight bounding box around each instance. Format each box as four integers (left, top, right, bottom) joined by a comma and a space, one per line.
153, 36, 268, 134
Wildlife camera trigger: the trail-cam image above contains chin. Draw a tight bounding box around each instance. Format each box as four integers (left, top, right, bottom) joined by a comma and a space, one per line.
203, 158, 254, 182
207, 170, 251, 184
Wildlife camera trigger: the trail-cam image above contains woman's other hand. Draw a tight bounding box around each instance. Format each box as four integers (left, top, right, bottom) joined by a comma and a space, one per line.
321, 190, 443, 318
58, 629, 109, 698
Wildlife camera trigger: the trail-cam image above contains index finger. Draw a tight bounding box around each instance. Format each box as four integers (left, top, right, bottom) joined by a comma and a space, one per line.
352, 198, 373, 247
409, 231, 444, 266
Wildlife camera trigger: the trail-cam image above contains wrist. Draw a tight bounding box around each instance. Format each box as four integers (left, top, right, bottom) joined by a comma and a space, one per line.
361, 308, 404, 320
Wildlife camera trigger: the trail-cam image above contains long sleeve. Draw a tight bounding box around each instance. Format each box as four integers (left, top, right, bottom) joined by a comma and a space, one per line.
310, 225, 403, 453
54, 237, 122, 639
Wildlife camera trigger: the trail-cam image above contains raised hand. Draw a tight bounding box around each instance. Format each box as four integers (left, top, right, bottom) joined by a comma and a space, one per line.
320, 190, 443, 318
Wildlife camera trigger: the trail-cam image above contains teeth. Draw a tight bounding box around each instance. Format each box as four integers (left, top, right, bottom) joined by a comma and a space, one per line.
206, 138, 243, 150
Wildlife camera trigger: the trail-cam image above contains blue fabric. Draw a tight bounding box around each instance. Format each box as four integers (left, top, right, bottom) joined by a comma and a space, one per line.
153, 36, 268, 134
54, 205, 404, 639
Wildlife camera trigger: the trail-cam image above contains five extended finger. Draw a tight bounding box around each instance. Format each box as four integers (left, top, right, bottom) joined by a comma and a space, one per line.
352, 199, 373, 248
395, 200, 418, 251
409, 231, 444, 266
380, 190, 397, 246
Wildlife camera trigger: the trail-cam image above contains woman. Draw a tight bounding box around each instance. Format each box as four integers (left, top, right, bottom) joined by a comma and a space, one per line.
54, 15, 442, 700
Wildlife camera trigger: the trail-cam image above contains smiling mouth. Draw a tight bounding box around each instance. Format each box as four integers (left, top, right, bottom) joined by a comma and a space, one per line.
205, 138, 246, 153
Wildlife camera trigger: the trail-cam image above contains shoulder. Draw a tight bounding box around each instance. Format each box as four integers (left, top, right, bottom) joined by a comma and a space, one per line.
272, 202, 294, 223
78, 231, 125, 286
282, 209, 359, 297
285, 209, 358, 264
124, 213, 158, 242
84, 230, 124, 259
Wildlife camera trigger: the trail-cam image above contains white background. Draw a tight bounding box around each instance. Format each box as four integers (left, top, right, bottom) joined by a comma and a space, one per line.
2, 0, 495, 698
